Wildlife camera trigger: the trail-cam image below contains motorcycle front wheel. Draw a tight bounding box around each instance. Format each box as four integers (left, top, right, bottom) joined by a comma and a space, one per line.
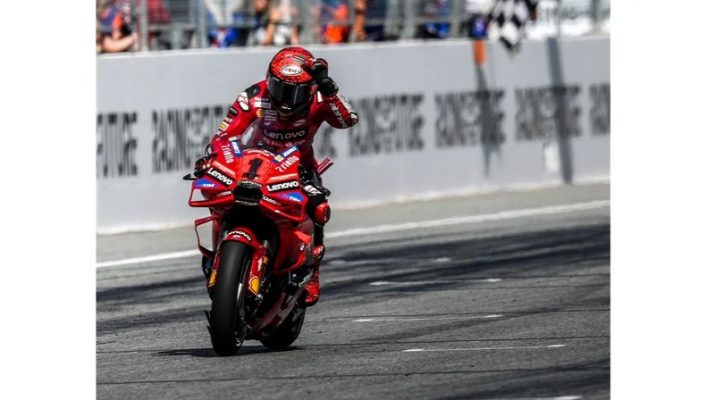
210, 241, 252, 356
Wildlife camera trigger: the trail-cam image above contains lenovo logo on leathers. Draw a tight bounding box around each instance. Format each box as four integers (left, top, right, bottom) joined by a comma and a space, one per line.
264, 129, 307, 141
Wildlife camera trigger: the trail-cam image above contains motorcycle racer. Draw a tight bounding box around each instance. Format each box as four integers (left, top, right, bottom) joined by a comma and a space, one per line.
194, 46, 359, 306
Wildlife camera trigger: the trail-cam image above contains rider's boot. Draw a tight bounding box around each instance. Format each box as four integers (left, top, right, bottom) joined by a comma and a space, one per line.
303, 243, 324, 306
303, 219, 327, 306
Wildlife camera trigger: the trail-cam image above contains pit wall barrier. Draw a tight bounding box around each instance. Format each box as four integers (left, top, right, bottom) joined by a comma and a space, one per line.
97, 36, 609, 234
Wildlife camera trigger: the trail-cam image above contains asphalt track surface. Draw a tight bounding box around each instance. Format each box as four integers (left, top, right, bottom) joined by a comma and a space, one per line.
97, 183, 610, 400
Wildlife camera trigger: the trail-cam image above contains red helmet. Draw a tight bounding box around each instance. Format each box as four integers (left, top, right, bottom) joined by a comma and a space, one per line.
266, 47, 315, 116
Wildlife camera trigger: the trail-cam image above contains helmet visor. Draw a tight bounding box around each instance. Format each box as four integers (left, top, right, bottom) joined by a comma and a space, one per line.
267, 75, 311, 112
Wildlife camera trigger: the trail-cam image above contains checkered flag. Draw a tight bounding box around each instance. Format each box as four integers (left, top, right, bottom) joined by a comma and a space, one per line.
490, 0, 539, 51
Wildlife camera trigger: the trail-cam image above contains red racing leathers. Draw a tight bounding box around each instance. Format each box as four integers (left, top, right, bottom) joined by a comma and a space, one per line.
202, 78, 357, 306
209, 80, 358, 167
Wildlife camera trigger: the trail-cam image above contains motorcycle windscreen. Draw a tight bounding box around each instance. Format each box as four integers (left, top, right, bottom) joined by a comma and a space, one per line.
239, 119, 278, 153
267, 76, 311, 109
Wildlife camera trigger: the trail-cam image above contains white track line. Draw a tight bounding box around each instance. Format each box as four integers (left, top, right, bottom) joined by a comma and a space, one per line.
354, 314, 502, 322
96, 250, 199, 268
402, 344, 567, 352
369, 278, 502, 286
97, 200, 608, 269
481, 397, 581, 400
327, 200, 609, 238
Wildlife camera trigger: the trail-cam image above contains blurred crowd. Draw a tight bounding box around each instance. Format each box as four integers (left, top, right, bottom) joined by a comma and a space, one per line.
97, 0, 544, 53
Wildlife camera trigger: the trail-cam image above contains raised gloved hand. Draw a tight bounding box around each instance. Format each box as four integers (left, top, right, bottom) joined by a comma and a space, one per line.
308, 58, 339, 97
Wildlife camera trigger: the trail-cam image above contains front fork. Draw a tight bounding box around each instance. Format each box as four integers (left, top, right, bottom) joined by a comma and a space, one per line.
207, 226, 269, 299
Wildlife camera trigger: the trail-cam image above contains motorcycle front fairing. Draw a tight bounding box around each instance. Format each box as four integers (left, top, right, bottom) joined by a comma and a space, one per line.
188, 120, 316, 279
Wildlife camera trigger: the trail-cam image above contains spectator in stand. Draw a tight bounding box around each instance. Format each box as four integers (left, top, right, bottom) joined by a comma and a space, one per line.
140, 0, 171, 49
321, 0, 351, 44
352, 0, 390, 42
205, 0, 246, 48
463, 0, 493, 39
97, 0, 139, 53
417, 0, 451, 39
248, 0, 299, 46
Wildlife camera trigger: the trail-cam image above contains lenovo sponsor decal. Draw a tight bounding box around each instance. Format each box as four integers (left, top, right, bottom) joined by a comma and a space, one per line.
267, 180, 300, 192
207, 168, 234, 186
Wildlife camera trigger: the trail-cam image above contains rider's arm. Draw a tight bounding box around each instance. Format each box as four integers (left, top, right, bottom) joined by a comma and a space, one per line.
211, 84, 261, 146
301, 143, 320, 171
308, 58, 359, 130
320, 93, 359, 129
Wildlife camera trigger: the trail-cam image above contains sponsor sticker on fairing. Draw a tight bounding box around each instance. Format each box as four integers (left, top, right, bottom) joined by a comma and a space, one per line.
273, 146, 297, 163
281, 146, 299, 158
207, 168, 234, 186
230, 141, 242, 156
261, 196, 280, 205
277, 155, 300, 172
221, 145, 235, 164
303, 184, 322, 196
195, 178, 216, 188
266, 180, 300, 192
278, 192, 304, 203
227, 230, 252, 242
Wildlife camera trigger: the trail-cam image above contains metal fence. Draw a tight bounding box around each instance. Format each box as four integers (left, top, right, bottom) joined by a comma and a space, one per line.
97, 0, 610, 52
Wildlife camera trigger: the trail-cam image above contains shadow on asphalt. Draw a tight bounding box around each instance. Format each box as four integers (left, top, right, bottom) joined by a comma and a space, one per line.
428, 358, 610, 400
156, 345, 299, 358
321, 223, 610, 300
97, 223, 610, 336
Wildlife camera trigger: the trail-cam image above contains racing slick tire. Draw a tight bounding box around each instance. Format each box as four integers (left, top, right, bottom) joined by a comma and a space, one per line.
210, 241, 251, 356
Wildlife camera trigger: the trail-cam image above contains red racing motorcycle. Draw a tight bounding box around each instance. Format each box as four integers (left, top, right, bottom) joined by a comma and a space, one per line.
185, 122, 332, 356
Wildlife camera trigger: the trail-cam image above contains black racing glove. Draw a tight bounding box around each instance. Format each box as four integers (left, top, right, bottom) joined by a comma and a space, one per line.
299, 166, 331, 199
193, 145, 215, 178
308, 58, 339, 97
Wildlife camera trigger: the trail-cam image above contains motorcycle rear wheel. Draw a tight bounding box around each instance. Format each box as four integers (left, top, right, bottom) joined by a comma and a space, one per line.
260, 305, 306, 350
210, 241, 251, 356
